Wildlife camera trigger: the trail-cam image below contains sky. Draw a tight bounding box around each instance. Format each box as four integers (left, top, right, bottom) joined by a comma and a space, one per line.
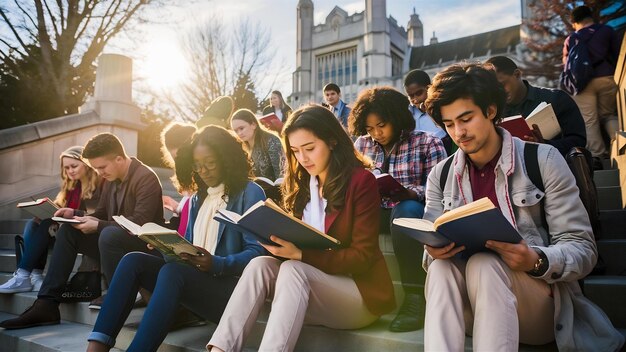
109, 0, 522, 106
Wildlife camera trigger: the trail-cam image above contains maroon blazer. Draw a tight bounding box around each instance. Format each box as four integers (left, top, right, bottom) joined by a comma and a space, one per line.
301, 167, 396, 316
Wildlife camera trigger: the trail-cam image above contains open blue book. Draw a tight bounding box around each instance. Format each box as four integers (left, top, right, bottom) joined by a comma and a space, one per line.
214, 199, 341, 250
392, 197, 522, 257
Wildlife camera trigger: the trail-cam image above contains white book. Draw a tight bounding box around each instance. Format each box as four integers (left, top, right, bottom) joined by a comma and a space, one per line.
526, 102, 561, 140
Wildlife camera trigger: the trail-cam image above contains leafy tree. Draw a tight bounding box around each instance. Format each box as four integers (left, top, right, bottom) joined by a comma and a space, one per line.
0, 0, 170, 129
522, 0, 625, 80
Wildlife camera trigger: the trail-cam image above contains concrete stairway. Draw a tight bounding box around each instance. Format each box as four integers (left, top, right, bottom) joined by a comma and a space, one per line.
0, 166, 624, 351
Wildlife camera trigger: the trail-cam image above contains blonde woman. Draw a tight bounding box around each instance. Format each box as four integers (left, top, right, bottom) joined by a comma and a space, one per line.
0, 146, 101, 293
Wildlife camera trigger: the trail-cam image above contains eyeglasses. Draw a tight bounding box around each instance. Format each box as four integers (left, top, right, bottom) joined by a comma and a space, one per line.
192, 160, 218, 173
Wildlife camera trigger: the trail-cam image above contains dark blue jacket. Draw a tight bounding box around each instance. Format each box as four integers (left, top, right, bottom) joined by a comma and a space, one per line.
184, 181, 266, 276
504, 80, 586, 156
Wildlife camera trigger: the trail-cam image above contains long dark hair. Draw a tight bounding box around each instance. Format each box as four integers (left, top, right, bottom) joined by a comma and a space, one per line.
231, 108, 278, 155
175, 125, 252, 202
281, 105, 370, 217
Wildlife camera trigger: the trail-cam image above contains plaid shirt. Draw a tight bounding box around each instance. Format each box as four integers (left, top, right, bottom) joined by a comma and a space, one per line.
355, 130, 447, 208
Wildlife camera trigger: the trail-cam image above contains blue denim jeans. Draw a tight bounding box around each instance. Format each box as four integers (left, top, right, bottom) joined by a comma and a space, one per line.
19, 218, 55, 272
88, 252, 238, 352
390, 200, 426, 295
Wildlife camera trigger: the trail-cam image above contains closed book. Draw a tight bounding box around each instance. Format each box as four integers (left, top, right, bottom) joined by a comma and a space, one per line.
17, 198, 59, 219
214, 199, 340, 250
374, 173, 408, 198
526, 102, 561, 140
113, 215, 200, 259
259, 113, 283, 133
392, 197, 522, 258
499, 115, 533, 139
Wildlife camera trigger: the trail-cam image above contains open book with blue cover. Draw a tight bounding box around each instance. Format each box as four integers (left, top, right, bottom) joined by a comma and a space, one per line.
214, 199, 341, 250
392, 197, 522, 257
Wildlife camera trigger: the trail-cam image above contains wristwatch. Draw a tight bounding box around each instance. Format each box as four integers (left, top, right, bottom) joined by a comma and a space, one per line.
527, 248, 549, 277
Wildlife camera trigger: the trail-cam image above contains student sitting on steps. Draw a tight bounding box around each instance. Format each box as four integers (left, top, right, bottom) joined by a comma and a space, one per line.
85, 126, 266, 352
420, 62, 624, 351
0, 146, 102, 294
207, 105, 396, 352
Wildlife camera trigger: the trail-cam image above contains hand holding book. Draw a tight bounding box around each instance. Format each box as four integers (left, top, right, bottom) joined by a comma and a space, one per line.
259, 234, 303, 260
179, 246, 213, 271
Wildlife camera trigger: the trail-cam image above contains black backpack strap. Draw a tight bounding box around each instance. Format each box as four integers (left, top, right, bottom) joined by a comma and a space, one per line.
524, 143, 549, 241
439, 156, 454, 193
524, 143, 544, 192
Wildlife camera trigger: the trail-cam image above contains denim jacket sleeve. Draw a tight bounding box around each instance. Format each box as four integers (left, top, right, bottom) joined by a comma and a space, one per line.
210, 182, 267, 276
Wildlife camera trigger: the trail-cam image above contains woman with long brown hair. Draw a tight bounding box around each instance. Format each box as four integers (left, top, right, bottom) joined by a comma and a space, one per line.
207, 105, 395, 352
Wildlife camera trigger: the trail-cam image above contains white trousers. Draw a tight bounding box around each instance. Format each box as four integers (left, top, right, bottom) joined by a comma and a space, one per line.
424, 253, 555, 351
573, 76, 619, 157
207, 256, 377, 352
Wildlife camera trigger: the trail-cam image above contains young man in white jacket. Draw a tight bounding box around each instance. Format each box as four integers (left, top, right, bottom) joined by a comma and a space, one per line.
420, 63, 623, 351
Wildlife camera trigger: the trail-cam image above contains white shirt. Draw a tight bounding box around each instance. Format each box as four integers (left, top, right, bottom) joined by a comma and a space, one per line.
302, 176, 327, 232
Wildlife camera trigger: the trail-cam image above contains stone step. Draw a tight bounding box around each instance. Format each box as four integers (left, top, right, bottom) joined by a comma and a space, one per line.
597, 240, 626, 276
0, 233, 18, 250
599, 209, 626, 239
583, 275, 626, 329
597, 186, 624, 211
0, 220, 28, 235
594, 169, 620, 187
0, 312, 125, 352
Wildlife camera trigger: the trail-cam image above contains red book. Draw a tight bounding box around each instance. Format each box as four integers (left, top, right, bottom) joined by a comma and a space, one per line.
499, 115, 532, 139
259, 113, 283, 133
375, 173, 408, 198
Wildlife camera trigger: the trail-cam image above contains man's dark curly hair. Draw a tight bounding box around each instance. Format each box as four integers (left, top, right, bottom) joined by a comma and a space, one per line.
174, 125, 252, 202
425, 63, 506, 128
348, 86, 416, 138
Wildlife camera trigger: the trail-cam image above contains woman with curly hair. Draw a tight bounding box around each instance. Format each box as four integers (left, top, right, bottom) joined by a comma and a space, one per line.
207, 105, 395, 352
0, 146, 101, 294
86, 126, 266, 352
349, 87, 447, 333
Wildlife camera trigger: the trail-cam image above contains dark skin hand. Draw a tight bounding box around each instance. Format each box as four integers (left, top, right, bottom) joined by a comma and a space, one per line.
522, 124, 545, 143
179, 246, 214, 272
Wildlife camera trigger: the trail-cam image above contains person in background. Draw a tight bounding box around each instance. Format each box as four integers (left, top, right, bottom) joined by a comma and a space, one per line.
349, 86, 447, 333
0, 146, 101, 294
563, 5, 622, 161
485, 56, 586, 157
196, 96, 234, 130
85, 126, 266, 352
323, 83, 351, 128
403, 69, 452, 154
262, 90, 293, 124
207, 105, 395, 352
422, 62, 623, 351
230, 109, 285, 182
160, 121, 197, 235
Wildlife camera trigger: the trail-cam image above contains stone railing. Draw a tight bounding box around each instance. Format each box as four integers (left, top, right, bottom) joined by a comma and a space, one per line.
0, 54, 143, 221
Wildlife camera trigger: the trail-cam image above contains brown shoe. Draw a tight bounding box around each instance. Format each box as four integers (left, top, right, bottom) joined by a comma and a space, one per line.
88, 294, 105, 310
0, 299, 60, 330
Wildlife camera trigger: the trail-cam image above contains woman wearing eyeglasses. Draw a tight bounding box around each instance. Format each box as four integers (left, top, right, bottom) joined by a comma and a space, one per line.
206, 105, 395, 352
86, 126, 266, 352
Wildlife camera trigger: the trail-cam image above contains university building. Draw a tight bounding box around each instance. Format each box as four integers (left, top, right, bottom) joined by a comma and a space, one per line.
290, 0, 535, 107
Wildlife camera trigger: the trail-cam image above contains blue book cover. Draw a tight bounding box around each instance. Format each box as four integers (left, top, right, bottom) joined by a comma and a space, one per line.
214, 200, 341, 250
392, 198, 522, 258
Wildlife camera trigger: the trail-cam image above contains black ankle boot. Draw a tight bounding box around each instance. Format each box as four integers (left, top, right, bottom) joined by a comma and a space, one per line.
0, 298, 60, 329
389, 293, 425, 332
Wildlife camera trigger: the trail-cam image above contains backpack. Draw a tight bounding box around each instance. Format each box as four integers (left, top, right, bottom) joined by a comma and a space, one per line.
560, 31, 596, 96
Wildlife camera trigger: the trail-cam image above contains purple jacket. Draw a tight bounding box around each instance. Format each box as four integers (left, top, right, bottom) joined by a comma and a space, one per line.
562, 23, 622, 78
